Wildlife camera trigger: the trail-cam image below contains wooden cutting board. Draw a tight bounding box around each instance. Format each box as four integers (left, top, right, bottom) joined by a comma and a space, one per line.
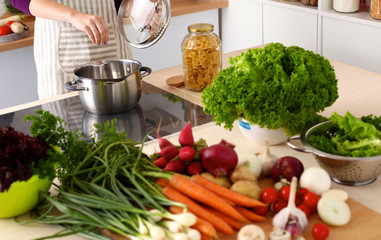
103, 177, 381, 240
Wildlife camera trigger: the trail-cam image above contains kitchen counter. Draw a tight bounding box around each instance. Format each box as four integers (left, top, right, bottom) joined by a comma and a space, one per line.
0, 0, 228, 53
2, 44, 381, 239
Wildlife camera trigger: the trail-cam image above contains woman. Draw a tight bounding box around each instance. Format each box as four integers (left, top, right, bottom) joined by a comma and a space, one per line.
10, 0, 132, 99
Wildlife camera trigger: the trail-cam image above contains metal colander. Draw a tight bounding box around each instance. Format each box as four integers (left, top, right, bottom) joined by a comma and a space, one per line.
287, 121, 381, 186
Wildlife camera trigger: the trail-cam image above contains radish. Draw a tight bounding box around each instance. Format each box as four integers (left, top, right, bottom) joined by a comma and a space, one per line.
153, 157, 168, 169
187, 161, 203, 176
159, 145, 179, 161
179, 146, 196, 162
178, 122, 194, 146
164, 160, 186, 173
157, 122, 175, 150
200, 139, 238, 177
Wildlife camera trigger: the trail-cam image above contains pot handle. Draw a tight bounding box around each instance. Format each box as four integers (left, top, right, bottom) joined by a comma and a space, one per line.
286, 135, 312, 153
64, 81, 87, 91
140, 66, 152, 78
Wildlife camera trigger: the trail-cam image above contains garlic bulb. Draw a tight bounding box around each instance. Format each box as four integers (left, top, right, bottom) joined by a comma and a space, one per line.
269, 227, 291, 240
258, 138, 278, 176
272, 177, 308, 237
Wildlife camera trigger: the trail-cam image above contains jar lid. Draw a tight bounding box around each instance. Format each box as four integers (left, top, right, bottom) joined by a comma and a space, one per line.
187, 23, 214, 33
117, 0, 171, 49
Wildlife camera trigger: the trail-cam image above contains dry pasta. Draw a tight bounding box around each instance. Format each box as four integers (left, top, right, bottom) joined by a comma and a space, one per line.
182, 33, 221, 91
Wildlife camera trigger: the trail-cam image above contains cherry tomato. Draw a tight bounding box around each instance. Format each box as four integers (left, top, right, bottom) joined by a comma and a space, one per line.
253, 205, 269, 216
303, 191, 319, 210
273, 198, 287, 213
312, 223, 330, 240
0, 25, 11, 36
261, 187, 278, 204
297, 187, 309, 198
298, 204, 311, 218
280, 185, 291, 201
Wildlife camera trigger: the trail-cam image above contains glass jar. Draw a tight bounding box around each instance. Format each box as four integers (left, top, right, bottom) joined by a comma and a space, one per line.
333, 0, 360, 12
181, 23, 222, 92
371, 0, 381, 19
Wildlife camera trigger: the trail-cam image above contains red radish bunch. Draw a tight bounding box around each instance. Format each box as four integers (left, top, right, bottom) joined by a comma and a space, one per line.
153, 121, 203, 175
153, 122, 240, 177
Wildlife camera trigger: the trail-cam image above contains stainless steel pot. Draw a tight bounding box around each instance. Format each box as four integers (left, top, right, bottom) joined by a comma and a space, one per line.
64, 59, 151, 114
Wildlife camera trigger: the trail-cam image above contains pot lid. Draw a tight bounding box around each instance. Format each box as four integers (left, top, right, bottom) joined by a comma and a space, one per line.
117, 0, 171, 49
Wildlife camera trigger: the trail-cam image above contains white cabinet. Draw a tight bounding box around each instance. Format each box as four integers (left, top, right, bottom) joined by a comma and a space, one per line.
220, 0, 262, 53
262, 3, 318, 52
322, 17, 381, 73
221, 0, 381, 74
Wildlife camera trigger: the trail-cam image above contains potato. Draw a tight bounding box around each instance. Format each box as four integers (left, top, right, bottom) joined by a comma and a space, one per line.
200, 172, 231, 188
230, 180, 261, 200
229, 166, 258, 184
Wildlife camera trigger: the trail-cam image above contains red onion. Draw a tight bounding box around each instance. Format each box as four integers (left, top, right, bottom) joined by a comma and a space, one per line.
200, 140, 238, 177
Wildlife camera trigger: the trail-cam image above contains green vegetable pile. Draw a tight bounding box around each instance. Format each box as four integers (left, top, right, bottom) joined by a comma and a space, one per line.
202, 43, 339, 135
308, 111, 381, 157
23, 110, 191, 240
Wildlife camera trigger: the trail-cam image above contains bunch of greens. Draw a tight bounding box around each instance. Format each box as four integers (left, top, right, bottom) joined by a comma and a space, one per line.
308, 111, 381, 157
23, 110, 194, 240
202, 43, 338, 135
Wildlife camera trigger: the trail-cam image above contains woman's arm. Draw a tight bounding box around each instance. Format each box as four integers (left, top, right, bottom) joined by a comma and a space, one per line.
10, 0, 109, 45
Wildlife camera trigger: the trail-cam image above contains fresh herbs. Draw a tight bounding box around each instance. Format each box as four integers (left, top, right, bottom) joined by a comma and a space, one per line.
202, 43, 338, 136
23, 110, 196, 240
308, 111, 381, 157
0, 126, 54, 192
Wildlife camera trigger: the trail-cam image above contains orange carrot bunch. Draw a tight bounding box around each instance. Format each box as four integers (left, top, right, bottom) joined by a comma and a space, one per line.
159, 173, 267, 238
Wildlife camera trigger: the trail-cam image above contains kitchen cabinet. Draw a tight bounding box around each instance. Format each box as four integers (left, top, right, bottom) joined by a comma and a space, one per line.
221, 0, 381, 74
220, 0, 262, 53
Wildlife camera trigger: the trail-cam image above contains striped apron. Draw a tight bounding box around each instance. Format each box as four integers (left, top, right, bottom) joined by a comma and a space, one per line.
34, 0, 132, 99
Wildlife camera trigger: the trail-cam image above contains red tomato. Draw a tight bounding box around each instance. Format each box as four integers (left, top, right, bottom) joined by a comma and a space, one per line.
6, 21, 16, 28
0, 25, 11, 36
280, 185, 291, 201
261, 187, 278, 204
303, 192, 319, 211
312, 223, 330, 240
253, 205, 269, 217
298, 204, 311, 218
273, 198, 287, 213
297, 187, 309, 198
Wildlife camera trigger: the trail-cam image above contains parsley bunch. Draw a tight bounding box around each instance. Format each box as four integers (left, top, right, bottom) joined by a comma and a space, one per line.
202, 43, 338, 136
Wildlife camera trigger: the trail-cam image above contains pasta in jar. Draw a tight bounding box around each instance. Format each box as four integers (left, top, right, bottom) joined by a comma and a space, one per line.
182, 23, 222, 92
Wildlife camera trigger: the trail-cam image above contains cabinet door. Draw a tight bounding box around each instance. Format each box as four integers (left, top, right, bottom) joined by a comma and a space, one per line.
322, 17, 381, 74
220, 0, 263, 53
263, 4, 318, 52
131, 10, 219, 71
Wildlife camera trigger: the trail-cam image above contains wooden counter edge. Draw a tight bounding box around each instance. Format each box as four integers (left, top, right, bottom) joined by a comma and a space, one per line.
0, 0, 229, 53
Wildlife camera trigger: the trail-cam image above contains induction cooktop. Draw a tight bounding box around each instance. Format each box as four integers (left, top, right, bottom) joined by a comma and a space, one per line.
0, 82, 213, 143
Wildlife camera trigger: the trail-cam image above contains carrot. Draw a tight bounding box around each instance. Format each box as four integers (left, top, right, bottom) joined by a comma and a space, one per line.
169, 206, 218, 238
169, 174, 249, 223
191, 174, 266, 207
155, 178, 170, 188
234, 205, 266, 222
162, 186, 234, 235
202, 205, 243, 230
201, 233, 215, 240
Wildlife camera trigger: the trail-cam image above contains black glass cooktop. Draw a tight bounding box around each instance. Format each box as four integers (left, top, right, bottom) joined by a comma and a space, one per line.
0, 82, 213, 143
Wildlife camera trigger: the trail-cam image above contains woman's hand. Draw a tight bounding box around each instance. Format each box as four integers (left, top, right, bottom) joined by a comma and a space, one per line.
29, 0, 109, 45
70, 12, 109, 45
